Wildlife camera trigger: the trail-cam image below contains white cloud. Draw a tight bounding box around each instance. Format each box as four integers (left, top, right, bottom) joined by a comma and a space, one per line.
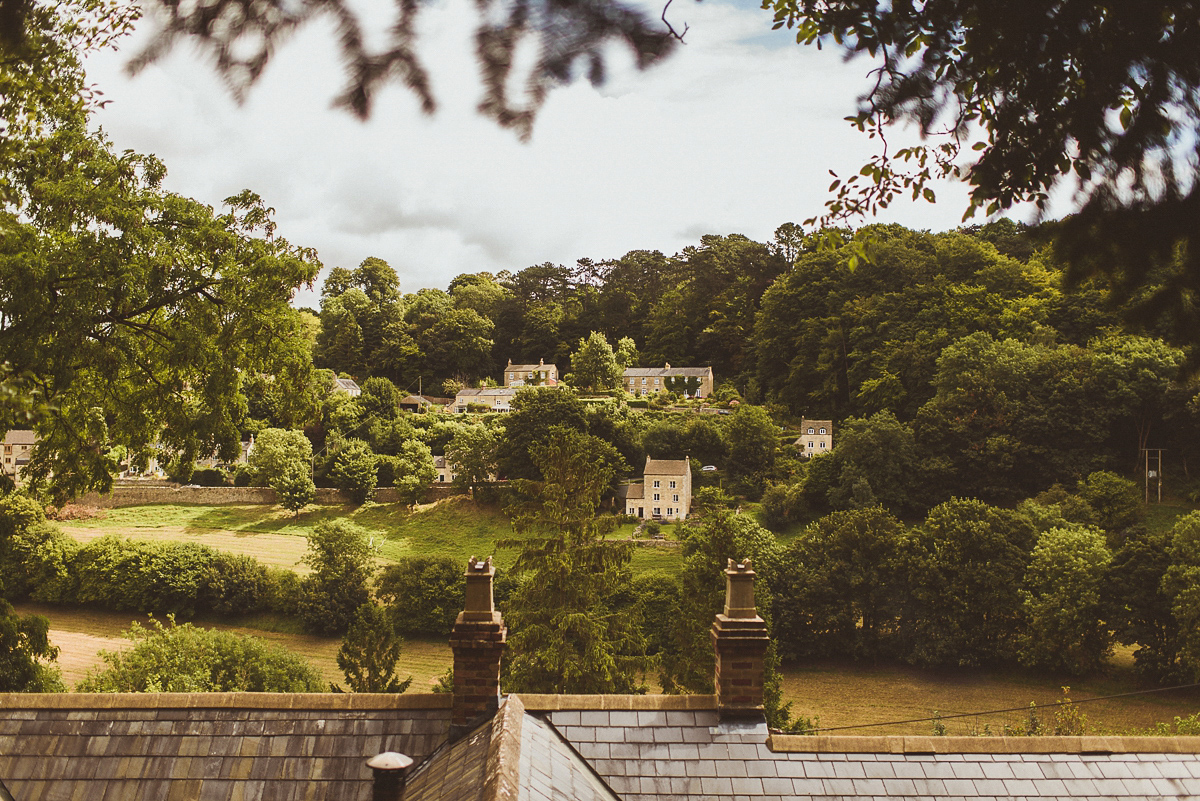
84, 0, 985, 308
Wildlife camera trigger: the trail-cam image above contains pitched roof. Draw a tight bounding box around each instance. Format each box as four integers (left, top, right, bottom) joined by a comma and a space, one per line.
456, 388, 519, 398
644, 457, 689, 475
2, 429, 36, 446
1, 692, 1198, 800
406, 695, 617, 801
0, 693, 451, 801
623, 367, 711, 378
506, 362, 555, 372
333, 377, 361, 392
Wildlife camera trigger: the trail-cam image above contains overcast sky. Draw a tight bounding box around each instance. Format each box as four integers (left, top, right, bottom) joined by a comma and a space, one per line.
83, 0, 988, 308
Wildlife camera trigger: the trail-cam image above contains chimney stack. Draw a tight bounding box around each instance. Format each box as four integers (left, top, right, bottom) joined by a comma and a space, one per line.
449, 557, 507, 736
711, 559, 770, 720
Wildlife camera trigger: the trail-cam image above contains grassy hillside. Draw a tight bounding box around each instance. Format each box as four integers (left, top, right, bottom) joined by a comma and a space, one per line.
60, 497, 683, 575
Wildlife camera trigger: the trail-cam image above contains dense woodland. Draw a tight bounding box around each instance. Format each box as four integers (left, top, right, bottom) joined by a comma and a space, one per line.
2, 0, 1200, 709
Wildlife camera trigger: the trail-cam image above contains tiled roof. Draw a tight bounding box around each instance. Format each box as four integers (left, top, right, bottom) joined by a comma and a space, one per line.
404, 695, 618, 801
521, 696, 1200, 801
624, 483, 645, 500
1, 692, 1198, 800
456, 388, 519, 398
2, 429, 36, 446
0, 693, 451, 801
624, 367, 711, 377
507, 363, 555, 372
645, 458, 689, 475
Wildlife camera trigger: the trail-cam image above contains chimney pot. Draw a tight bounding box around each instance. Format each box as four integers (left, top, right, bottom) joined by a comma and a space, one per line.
366, 751, 412, 801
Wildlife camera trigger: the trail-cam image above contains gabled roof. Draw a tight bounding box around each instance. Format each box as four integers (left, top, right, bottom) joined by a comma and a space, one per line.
624, 366, 712, 378
0, 693, 452, 801
406, 695, 617, 801
506, 362, 556, 372
644, 457, 689, 476
456, 388, 519, 398
333, 377, 361, 392
401, 395, 454, 406
2, 429, 36, 446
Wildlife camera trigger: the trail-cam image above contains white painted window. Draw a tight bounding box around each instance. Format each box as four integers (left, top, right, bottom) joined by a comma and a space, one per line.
809, 441, 814, 448
673, 494, 679, 502
653, 480, 660, 488
653, 493, 660, 501
819, 428, 827, 434
820, 442, 826, 449
666, 508, 673, 516
642, 377, 647, 384
669, 480, 676, 489
808, 427, 814, 434
653, 507, 661, 516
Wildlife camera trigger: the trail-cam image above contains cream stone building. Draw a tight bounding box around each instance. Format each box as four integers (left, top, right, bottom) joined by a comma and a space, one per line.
454, 387, 519, 413
797, 418, 833, 458
625, 456, 692, 520
503, 359, 558, 387
623, 364, 714, 399
2, 429, 35, 483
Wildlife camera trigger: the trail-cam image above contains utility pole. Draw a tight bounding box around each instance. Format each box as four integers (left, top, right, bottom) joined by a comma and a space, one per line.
1142, 448, 1165, 504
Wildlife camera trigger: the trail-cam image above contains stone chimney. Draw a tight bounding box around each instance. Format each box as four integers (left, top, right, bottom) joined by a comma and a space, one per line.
711, 558, 771, 720
449, 556, 507, 736
664, 362, 671, 370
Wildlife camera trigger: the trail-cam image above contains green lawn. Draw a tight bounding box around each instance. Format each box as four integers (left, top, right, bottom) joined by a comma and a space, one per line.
62, 498, 683, 575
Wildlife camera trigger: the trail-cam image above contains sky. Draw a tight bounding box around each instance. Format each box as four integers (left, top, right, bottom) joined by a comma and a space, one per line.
82, 0, 989, 308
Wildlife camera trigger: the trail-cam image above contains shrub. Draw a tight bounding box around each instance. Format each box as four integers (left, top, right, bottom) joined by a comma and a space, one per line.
297, 519, 374, 634
189, 467, 227, 487
76, 617, 324, 692
377, 556, 464, 637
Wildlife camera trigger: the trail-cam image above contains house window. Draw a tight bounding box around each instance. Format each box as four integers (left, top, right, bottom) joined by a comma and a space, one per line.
669, 480, 676, 489
666, 508, 673, 516
653, 480, 660, 488
673, 494, 679, 502
642, 378, 647, 385
653, 507, 661, 516
820, 442, 826, 449
439, 474, 445, 482
819, 427, 827, 434
809, 441, 814, 448
654, 378, 659, 384
653, 493, 660, 501
808, 427, 814, 434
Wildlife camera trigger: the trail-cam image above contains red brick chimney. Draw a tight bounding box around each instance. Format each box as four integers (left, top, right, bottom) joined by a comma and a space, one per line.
711, 558, 770, 720
449, 557, 507, 736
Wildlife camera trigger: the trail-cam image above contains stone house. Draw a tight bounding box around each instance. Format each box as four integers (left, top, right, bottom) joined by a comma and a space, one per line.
332, 376, 362, 397
504, 359, 558, 387
454, 387, 519, 413
1, 429, 35, 483
400, 395, 455, 413
623, 364, 714, 399
625, 456, 692, 520
796, 418, 833, 458
2, 557, 1197, 800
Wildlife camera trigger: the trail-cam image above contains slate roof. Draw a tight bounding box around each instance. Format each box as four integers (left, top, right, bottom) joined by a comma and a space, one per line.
644, 458, 689, 476
406, 695, 618, 801
624, 367, 712, 377
0, 692, 1198, 800
2, 429, 36, 446
456, 388, 519, 398
521, 696, 1200, 801
0, 693, 451, 801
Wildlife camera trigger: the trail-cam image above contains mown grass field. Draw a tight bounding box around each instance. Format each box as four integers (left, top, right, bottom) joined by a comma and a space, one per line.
19, 603, 1198, 735
60, 497, 523, 570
